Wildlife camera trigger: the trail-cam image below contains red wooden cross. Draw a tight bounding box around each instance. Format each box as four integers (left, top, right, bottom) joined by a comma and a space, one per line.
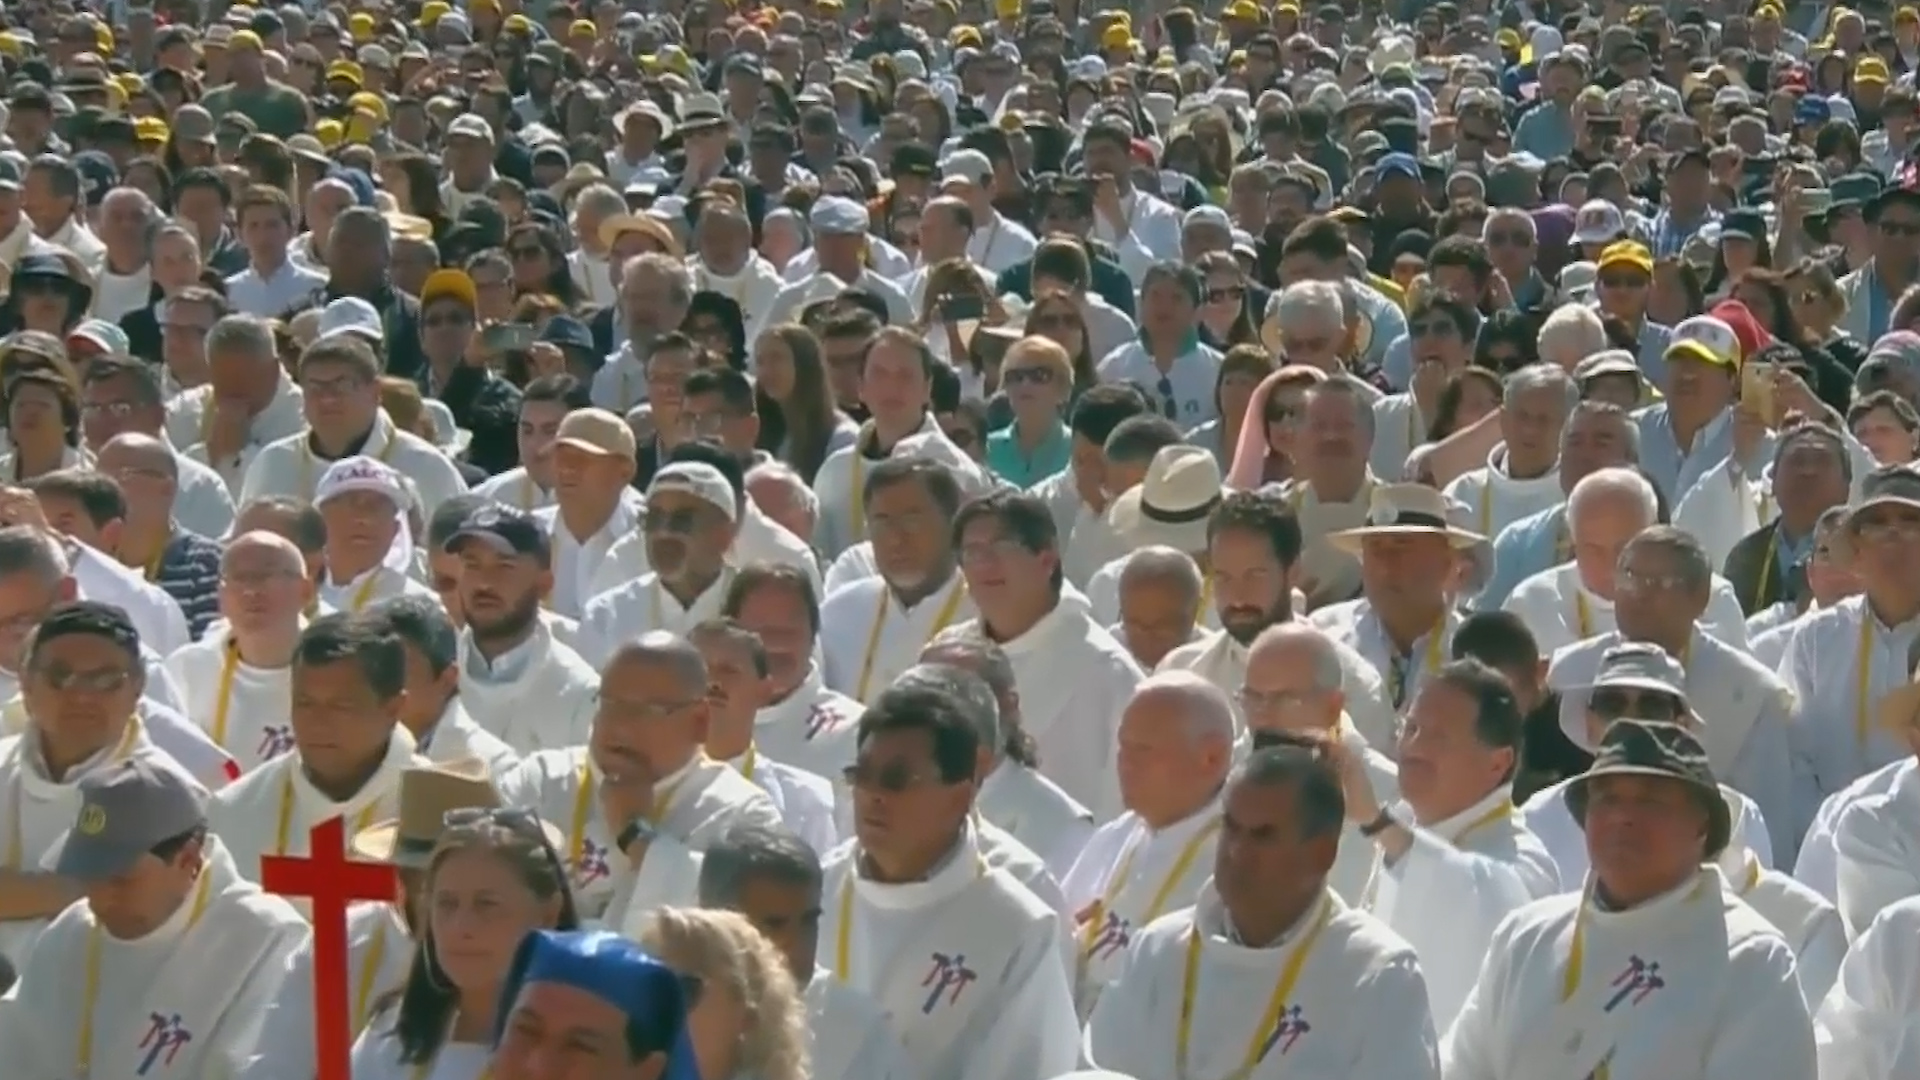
261, 816, 401, 1080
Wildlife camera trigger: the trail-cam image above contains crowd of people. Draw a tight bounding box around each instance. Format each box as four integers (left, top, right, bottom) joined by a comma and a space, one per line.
6, 0, 1920, 1077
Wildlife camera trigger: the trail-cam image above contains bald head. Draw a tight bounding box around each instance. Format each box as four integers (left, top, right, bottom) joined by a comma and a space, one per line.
1134, 670, 1237, 744
609, 631, 710, 695
1241, 622, 1347, 731
223, 529, 306, 578
1117, 547, 1205, 671
1118, 670, 1236, 825
97, 433, 178, 481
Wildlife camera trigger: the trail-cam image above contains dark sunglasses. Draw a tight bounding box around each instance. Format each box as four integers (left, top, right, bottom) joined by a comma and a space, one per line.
1409, 318, 1458, 338
1588, 687, 1682, 721
1598, 273, 1649, 289
1002, 367, 1055, 386
1205, 286, 1245, 304
841, 760, 947, 792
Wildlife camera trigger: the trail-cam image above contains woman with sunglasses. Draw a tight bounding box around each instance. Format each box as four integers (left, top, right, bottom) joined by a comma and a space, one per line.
350, 805, 581, 1080
1224, 364, 1327, 490
635, 906, 810, 1080
986, 337, 1076, 488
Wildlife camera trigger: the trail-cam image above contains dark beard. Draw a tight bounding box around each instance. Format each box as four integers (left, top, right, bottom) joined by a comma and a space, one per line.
1223, 597, 1293, 646
470, 592, 543, 650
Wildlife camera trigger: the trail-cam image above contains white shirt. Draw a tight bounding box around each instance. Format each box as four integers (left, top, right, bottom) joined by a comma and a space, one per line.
812, 414, 985, 561
1793, 758, 1909, 903
1813, 895, 1920, 1080
762, 267, 915, 331
1085, 884, 1441, 1079
589, 500, 820, 599
238, 901, 410, 1080
1087, 189, 1182, 280
978, 761, 1094, 884
566, 250, 616, 311
92, 263, 152, 322
1370, 393, 1431, 482
472, 466, 554, 513
692, 254, 785, 346
966, 211, 1038, 274
169, 373, 307, 493
224, 259, 327, 318
821, 572, 976, 706
172, 450, 238, 540
316, 562, 437, 615
1714, 831, 1844, 1011
349, 1019, 492, 1080
1095, 339, 1223, 430
1503, 561, 1751, 657
578, 568, 736, 670
1777, 594, 1920, 803
816, 824, 1080, 1080
238, 414, 467, 518
536, 497, 643, 619
1309, 599, 1463, 713
725, 744, 840, 855
1832, 762, 1920, 938
751, 664, 864, 786
1442, 869, 1816, 1080
456, 622, 599, 756
206, 730, 418, 889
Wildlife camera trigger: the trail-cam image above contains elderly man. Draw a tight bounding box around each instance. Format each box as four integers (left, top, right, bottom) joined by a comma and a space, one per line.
923, 632, 1094, 881
1235, 621, 1399, 903
1722, 424, 1854, 616
1284, 375, 1382, 608
746, 460, 819, 547
97, 433, 223, 639
1476, 401, 1641, 608
1111, 546, 1207, 671
310, 455, 438, 614
691, 192, 783, 343
762, 196, 914, 329
538, 407, 642, 618
1442, 364, 1577, 538
166, 313, 307, 493
591, 253, 692, 414
1062, 671, 1233, 1015
92, 187, 159, 321
1505, 468, 1749, 654
1085, 443, 1222, 629
1534, 301, 1610, 371
1545, 526, 1802, 861
1268, 280, 1355, 378
80, 354, 234, 539
1339, 658, 1559, 1029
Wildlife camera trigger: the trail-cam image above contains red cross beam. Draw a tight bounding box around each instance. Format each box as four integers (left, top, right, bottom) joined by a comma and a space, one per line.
261, 816, 401, 1080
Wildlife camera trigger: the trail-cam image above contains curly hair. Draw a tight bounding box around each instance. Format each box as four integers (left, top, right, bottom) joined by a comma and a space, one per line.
636, 906, 809, 1080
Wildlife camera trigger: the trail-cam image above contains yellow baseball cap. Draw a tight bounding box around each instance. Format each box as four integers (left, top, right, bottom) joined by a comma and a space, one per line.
1857, 55, 1893, 84
230, 29, 264, 53
1899, 5, 1919, 24
135, 117, 169, 143
953, 25, 983, 47
1597, 240, 1655, 276
348, 91, 389, 123
569, 19, 597, 38
349, 12, 377, 42
1224, 0, 1261, 21
314, 118, 345, 149
326, 60, 364, 87
419, 1, 452, 26
994, 0, 1021, 16
503, 13, 534, 34
1101, 23, 1137, 49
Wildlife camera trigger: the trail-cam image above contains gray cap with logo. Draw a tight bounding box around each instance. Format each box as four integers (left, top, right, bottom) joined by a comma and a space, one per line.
57, 757, 208, 881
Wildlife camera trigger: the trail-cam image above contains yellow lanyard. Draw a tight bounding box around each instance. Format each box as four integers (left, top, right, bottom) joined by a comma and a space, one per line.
568, 761, 596, 873
143, 533, 172, 583
274, 775, 381, 855
1574, 590, 1594, 640
76, 869, 215, 1077
852, 580, 969, 701
299, 432, 399, 496
1478, 484, 1493, 536
1738, 855, 1762, 896
1363, 800, 1513, 910
355, 921, 389, 1032
209, 640, 242, 749
1175, 895, 1333, 1080
1386, 617, 1447, 708
1078, 819, 1221, 969
348, 569, 384, 613
6, 719, 144, 868
1195, 575, 1214, 626
739, 743, 758, 782
835, 852, 987, 980
1856, 613, 1876, 750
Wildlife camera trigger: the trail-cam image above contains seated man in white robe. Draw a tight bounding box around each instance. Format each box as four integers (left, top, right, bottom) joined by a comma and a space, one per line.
697, 822, 911, 1080
1083, 441, 1222, 634
922, 632, 1094, 880
721, 562, 865, 782
0, 602, 206, 965
166, 531, 309, 773
311, 456, 440, 614
1344, 658, 1560, 1030
578, 461, 741, 668
1237, 622, 1401, 902
1062, 671, 1230, 1015
1086, 735, 1442, 1078
816, 679, 1079, 1080
1108, 546, 1208, 672
367, 597, 520, 775
1813, 894, 1920, 1080
1523, 643, 1773, 885
2, 757, 307, 1080
1444, 719, 1815, 1080
689, 618, 839, 853
534, 407, 644, 618
820, 457, 976, 705
1542, 525, 1801, 862
209, 612, 423, 886
1710, 799, 1844, 1010
1505, 468, 1751, 655
1159, 490, 1397, 754
1311, 483, 1485, 714
1440, 364, 1573, 538
951, 488, 1142, 823
501, 632, 782, 925
444, 504, 598, 754
1831, 702, 1920, 936
238, 757, 503, 1080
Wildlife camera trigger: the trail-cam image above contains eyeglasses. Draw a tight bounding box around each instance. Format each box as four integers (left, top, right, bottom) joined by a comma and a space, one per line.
1002, 367, 1055, 387
302, 374, 368, 399
509, 245, 546, 260
1614, 568, 1693, 595
80, 401, 141, 419
1156, 375, 1178, 421
841, 760, 947, 792
1588, 687, 1682, 721
29, 665, 134, 693
1881, 220, 1920, 238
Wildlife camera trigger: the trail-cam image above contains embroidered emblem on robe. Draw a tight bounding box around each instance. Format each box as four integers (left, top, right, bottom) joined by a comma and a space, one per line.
574, 837, 611, 886
137, 1012, 193, 1074
920, 953, 978, 1013
1261, 1004, 1312, 1059
1603, 956, 1665, 1012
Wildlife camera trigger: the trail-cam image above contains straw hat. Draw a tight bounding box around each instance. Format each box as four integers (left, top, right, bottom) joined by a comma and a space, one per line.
351, 757, 513, 866
1105, 444, 1223, 554
1326, 483, 1487, 554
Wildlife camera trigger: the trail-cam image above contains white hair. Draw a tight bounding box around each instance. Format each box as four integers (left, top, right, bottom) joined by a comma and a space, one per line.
572, 183, 628, 221
1503, 362, 1580, 413
1119, 546, 1204, 603
1482, 207, 1536, 244
1537, 305, 1608, 369
1133, 670, 1237, 744
1274, 280, 1346, 335
1248, 622, 1346, 693
745, 461, 819, 529
1567, 466, 1659, 534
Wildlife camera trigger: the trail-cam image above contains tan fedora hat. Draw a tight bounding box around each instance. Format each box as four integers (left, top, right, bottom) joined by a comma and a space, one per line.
1327, 482, 1487, 555
350, 757, 500, 867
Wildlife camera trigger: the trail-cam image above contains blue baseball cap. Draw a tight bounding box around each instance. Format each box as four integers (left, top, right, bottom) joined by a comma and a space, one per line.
1376, 152, 1421, 182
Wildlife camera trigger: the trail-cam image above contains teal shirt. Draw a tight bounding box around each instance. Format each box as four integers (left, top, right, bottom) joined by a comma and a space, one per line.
987, 420, 1073, 488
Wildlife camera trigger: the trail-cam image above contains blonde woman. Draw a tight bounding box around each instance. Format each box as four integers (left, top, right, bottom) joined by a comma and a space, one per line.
636, 906, 810, 1080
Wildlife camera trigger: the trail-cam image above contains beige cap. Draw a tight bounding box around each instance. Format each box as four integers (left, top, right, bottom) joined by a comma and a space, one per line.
555, 407, 638, 460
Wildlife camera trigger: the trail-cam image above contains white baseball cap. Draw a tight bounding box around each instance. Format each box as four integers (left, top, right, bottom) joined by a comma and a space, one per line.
314, 455, 408, 509
1665, 315, 1740, 369
648, 462, 737, 521
316, 297, 383, 344
1572, 199, 1627, 245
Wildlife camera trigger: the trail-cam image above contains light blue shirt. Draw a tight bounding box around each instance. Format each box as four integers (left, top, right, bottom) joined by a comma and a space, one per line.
223, 259, 327, 319
1513, 103, 1575, 161
1632, 319, 1676, 387
1475, 504, 1569, 611
986, 420, 1073, 488
1633, 402, 1775, 506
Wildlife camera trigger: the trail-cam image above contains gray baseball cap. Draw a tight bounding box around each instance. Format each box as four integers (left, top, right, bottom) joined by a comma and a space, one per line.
57, 758, 208, 881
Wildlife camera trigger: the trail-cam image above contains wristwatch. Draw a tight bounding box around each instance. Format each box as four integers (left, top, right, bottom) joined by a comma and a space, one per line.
1359, 807, 1397, 838
615, 815, 658, 855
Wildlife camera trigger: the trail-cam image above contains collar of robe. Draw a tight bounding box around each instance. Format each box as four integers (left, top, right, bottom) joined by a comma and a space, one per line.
753, 662, 830, 732
852, 817, 984, 912
461, 618, 551, 689
1136, 785, 1225, 847
417, 696, 475, 757
988, 598, 1074, 656
1583, 865, 1718, 924
290, 726, 417, 816
1408, 782, 1514, 842
1194, 881, 1340, 959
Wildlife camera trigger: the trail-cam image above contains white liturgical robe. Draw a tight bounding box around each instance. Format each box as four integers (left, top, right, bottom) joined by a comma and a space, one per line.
207, 728, 419, 888
240, 901, 411, 1080
499, 749, 783, 921
411, 697, 519, 777
1832, 761, 1920, 937
1441, 868, 1816, 1080
576, 568, 737, 669
1814, 895, 1920, 1080
1503, 562, 1750, 657
816, 823, 1079, 1080
1360, 786, 1561, 1030
821, 572, 977, 706
1084, 884, 1441, 1079
804, 966, 912, 1080
1714, 821, 1843, 1010
588, 500, 821, 597
1442, 449, 1563, 540
455, 623, 599, 756
0, 722, 178, 964
536, 497, 643, 618
751, 665, 864, 784
0, 838, 307, 1080
164, 628, 295, 774
726, 745, 839, 855
316, 562, 437, 615
979, 761, 1094, 883
1794, 758, 1909, 902
1778, 595, 1920, 806
954, 602, 1142, 824
1062, 793, 1221, 1014
1521, 775, 1773, 886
